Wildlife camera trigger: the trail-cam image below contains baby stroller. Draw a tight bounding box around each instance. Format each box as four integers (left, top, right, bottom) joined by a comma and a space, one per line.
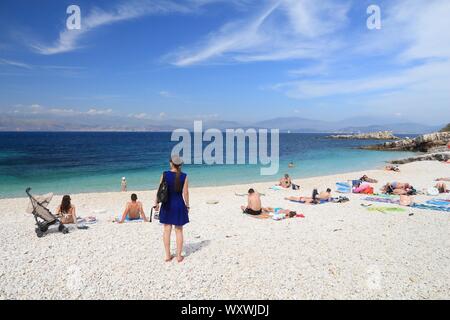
26, 188, 69, 238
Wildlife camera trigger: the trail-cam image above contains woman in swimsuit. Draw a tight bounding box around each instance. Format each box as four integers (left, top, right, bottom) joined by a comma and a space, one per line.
279, 174, 292, 189
57, 195, 77, 225
285, 189, 332, 204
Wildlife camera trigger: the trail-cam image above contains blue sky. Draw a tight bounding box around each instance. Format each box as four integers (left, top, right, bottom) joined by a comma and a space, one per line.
0, 0, 449, 125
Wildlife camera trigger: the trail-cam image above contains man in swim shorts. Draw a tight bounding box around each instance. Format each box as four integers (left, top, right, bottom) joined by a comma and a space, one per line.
117, 193, 148, 223
241, 188, 262, 215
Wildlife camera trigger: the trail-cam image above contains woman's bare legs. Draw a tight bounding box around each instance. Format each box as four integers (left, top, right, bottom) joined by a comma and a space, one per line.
175, 226, 184, 262
163, 224, 173, 262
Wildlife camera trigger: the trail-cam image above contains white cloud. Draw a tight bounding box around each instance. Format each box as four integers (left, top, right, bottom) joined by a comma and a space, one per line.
11, 105, 114, 116
31, 0, 193, 55
0, 58, 32, 69
86, 108, 113, 115
170, 0, 350, 66
30, 0, 248, 55
270, 0, 450, 123
129, 112, 151, 119
273, 60, 450, 99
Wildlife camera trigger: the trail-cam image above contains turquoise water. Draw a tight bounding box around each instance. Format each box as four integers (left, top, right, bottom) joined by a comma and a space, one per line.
0, 132, 415, 198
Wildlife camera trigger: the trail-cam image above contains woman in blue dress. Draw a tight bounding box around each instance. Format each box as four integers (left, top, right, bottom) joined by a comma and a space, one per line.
154, 155, 190, 263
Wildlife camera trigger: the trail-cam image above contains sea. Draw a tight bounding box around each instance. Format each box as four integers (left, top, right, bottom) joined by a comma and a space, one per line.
0, 132, 416, 199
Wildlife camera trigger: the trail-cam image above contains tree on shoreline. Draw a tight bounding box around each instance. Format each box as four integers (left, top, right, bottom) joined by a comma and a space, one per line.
440, 123, 450, 132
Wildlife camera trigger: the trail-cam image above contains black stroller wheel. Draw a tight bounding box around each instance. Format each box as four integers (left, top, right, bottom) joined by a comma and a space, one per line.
40, 225, 49, 233
35, 228, 44, 238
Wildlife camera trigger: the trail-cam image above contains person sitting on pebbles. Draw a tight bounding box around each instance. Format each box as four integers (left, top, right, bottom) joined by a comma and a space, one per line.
241, 188, 262, 215
117, 193, 148, 223
278, 173, 300, 190
56, 195, 77, 225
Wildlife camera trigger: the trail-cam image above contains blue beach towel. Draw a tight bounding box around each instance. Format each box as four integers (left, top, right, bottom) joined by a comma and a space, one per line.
411, 203, 450, 212
426, 199, 450, 206
336, 182, 351, 193
115, 215, 145, 223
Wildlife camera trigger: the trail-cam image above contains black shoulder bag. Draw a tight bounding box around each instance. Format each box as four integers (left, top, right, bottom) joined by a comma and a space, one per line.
157, 172, 169, 205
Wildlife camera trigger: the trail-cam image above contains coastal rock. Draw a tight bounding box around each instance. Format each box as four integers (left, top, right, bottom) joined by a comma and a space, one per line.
361, 132, 450, 152
327, 131, 399, 140
389, 152, 450, 164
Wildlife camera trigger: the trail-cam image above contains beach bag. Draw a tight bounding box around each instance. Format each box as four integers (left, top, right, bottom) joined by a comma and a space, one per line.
157, 172, 169, 204
149, 206, 159, 223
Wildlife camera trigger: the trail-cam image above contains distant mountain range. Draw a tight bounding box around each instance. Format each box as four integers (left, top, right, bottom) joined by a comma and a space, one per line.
0, 113, 444, 134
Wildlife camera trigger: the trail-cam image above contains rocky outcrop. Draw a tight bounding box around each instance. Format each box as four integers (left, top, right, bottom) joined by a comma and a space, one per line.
389, 152, 450, 164
361, 132, 450, 152
327, 131, 399, 140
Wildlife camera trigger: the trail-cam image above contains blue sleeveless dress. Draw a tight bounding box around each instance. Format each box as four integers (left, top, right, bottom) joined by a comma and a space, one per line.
159, 171, 189, 226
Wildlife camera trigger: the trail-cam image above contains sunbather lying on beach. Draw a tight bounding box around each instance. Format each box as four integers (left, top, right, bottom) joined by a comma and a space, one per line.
435, 182, 449, 193
381, 182, 415, 195
285, 188, 332, 204
56, 195, 77, 225
117, 193, 148, 223
278, 174, 300, 190
241, 188, 262, 215
436, 178, 450, 182
262, 207, 297, 218
360, 175, 378, 183
385, 165, 400, 172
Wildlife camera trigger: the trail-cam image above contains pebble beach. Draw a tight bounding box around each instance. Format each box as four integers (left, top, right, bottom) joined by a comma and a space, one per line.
0, 161, 449, 300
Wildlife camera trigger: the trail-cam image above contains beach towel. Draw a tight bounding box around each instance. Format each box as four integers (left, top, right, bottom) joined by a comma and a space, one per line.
272, 213, 285, 220
77, 216, 97, 225
411, 203, 450, 212
426, 199, 450, 206
115, 215, 146, 223
372, 193, 399, 199
336, 182, 351, 193
362, 197, 400, 204
270, 185, 284, 191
